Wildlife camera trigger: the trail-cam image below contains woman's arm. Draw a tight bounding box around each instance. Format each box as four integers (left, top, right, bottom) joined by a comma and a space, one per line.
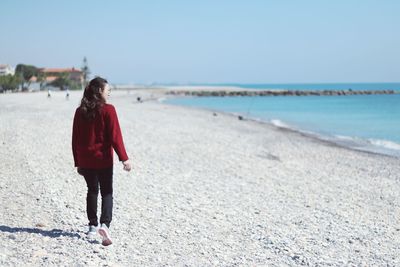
106, 105, 131, 171
72, 109, 79, 167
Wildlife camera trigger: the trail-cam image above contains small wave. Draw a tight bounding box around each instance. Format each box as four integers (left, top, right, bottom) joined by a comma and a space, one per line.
367, 138, 400, 151
334, 134, 356, 141
334, 135, 400, 151
269, 119, 318, 136
331, 135, 400, 157
270, 119, 290, 128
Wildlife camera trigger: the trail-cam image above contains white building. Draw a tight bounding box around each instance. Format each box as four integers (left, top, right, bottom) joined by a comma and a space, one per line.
0, 64, 15, 76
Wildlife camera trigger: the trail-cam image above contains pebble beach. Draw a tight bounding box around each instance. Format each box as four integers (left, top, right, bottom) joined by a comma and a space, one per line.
0, 89, 399, 266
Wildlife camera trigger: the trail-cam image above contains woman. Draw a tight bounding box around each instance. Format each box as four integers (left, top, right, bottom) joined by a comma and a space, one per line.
72, 77, 131, 246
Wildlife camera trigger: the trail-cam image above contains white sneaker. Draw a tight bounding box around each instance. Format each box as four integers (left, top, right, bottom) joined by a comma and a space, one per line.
87, 225, 98, 236
98, 223, 112, 246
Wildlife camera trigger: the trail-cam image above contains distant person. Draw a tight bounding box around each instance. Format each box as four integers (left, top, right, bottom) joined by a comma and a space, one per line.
72, 77, 132, 246
66, 88, 70, 100
47, 88, 51, 98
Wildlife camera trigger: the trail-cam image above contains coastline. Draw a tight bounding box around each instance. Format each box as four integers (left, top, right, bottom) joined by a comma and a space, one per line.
0, 90, 399, 266
162, 93, 400, 159
167, 101, 399, 159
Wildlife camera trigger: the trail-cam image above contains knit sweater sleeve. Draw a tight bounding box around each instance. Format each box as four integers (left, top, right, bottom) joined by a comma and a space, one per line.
72, 108, 80, 167
106, 105, 129, 162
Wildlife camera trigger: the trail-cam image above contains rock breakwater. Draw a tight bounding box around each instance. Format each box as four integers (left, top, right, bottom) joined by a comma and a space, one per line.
166, 89, 397, 97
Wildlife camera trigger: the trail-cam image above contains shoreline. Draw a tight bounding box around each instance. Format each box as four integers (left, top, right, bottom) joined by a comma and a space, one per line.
161, 95, 400, 159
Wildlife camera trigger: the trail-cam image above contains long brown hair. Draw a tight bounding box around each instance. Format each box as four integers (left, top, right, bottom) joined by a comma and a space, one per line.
79, 77, 108, 121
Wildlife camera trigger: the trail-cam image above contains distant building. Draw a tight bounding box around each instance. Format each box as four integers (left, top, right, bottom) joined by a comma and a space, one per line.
28, 67, 83, 91
0, 64, 15, 76
39, 67, 83, 84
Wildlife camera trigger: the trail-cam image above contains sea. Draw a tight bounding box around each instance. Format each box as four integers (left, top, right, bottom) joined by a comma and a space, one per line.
165, 83, 400, 158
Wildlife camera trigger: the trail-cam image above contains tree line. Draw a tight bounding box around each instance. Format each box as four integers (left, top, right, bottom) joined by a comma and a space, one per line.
0, 57, 90, 92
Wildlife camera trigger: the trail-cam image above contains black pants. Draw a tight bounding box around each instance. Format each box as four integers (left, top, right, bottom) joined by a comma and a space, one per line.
82, 167, 113, 228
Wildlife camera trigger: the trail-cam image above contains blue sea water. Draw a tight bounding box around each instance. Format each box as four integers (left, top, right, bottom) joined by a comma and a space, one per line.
165, 86, 400, 157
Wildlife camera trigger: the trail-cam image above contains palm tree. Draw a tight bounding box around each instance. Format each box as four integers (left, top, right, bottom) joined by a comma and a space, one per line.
81, 57, 90, 87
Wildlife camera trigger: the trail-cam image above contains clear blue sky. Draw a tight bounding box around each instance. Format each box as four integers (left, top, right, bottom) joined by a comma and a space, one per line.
1, 0, 399, 84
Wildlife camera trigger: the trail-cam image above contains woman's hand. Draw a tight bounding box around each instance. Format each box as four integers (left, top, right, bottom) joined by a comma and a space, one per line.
122, 160, 132, 172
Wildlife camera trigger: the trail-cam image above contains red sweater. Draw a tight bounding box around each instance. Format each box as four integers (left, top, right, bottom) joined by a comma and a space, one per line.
72, 104, 128, 169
